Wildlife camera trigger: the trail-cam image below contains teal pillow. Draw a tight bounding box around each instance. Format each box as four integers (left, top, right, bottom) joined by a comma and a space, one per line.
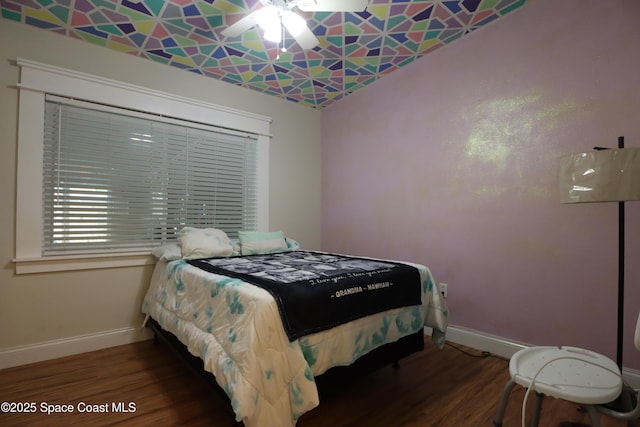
238, 230, 289, 255
285, 238, 301, 251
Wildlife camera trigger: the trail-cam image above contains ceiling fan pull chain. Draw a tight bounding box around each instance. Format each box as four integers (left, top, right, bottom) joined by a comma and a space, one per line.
276, 20, 284, 60
280, 20, 287, 53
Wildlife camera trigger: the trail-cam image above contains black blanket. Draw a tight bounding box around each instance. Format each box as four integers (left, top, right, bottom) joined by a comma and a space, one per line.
187, 251, 422, 341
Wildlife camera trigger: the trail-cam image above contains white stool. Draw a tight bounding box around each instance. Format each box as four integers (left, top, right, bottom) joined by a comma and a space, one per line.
493, 346, 622, 427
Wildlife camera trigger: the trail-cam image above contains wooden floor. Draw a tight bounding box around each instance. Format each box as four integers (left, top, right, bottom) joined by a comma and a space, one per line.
0, 337, 632, 427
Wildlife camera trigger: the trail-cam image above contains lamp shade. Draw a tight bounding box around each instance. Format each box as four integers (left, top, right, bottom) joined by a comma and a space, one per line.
559, 148, 640, 203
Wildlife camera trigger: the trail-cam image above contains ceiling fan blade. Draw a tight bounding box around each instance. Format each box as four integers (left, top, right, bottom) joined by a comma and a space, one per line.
221, 11, 258, 38
297, 0, 369, 12
292, 25, 319, 50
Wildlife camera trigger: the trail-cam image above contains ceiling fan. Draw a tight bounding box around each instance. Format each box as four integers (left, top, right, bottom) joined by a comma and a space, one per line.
221, 0, 370, 50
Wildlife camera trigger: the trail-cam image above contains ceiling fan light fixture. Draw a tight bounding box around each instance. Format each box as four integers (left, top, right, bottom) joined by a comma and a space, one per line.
223, 0, 364, 50
281, 10, 306, 37
255, 5, 280, 31
263, 24, 282, 44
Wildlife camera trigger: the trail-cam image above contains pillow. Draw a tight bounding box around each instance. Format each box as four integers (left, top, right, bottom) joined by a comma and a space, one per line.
151, 243, 182, 261
178, 227, 234, 259
229, 238, 242, 256
238, 230, 289, 255
285, 238, 301, 251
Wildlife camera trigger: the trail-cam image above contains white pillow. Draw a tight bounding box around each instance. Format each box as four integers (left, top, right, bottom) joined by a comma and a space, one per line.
178, 227, 233, 259
151, 243, 182, 261
238, 230, 289, 255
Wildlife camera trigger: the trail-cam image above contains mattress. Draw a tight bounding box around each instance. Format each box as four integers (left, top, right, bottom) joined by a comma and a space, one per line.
142, 255, 448, 427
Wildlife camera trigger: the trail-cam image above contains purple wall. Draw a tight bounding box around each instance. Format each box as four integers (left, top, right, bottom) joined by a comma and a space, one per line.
321, 0, 640, 369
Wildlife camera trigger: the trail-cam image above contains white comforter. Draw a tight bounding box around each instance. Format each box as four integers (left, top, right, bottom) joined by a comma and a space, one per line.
142, 257, 448, 427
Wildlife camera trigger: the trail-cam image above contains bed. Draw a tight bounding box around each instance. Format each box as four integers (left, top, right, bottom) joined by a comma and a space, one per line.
141, 229, 448, 427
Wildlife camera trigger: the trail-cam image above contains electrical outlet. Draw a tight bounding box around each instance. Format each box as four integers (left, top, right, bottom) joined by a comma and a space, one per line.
439, 283, 448, 299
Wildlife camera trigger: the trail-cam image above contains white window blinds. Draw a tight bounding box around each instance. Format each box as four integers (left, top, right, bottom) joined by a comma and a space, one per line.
42, 96, 258, 255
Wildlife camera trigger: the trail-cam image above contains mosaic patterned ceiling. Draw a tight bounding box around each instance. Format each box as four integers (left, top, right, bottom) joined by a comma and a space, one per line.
1, 0, 532, 108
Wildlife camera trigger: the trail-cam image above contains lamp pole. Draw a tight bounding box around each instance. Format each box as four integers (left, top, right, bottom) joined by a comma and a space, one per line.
617, 135, 624, 370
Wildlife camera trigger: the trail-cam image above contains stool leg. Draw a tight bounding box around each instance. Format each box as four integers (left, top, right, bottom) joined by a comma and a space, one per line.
585, 405, 602, 427
621, 386, 638, 427
529, 392, 544, 427
493, 379, 517, 427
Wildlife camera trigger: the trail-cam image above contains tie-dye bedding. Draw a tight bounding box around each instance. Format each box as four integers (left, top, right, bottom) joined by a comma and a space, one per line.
142, 256, 448, 427
187, 251, 423, 341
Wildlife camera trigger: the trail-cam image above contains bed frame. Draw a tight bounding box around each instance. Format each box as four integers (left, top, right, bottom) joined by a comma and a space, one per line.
147, 317, 424, 425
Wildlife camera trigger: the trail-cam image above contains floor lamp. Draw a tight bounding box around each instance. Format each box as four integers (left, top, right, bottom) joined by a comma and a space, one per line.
559, 136, 640, 372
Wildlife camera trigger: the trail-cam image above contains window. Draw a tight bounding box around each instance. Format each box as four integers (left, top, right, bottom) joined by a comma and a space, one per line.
43, 97, 258, 255
15, 59, 271, 273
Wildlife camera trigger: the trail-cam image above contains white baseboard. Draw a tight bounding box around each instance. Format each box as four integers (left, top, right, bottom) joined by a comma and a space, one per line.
434, 325, 640, 390
0, 326, 154, 370
443, 325, 528, 359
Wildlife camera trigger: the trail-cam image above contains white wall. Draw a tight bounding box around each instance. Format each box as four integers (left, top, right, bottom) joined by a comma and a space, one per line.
0, 19, 321, 365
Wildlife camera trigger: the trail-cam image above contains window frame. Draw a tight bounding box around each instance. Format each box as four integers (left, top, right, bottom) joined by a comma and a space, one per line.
13, 58, 271, 274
